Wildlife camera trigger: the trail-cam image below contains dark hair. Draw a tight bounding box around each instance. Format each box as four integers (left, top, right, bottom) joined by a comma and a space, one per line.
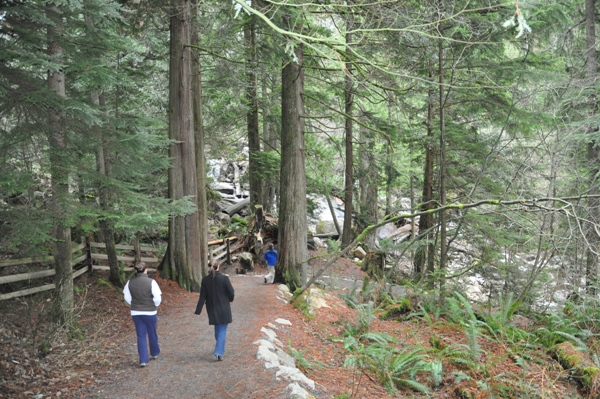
208, 260, 219, 278
268, 243, 274, 250
134, 262, 147, 273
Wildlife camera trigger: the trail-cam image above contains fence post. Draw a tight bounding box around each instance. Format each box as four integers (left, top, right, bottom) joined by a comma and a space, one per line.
226, 238, 231, 265
134, 236, 141, 264
85, 236, 93, 274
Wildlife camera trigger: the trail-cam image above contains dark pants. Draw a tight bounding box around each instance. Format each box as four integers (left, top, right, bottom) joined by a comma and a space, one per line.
132, 314, 160, 363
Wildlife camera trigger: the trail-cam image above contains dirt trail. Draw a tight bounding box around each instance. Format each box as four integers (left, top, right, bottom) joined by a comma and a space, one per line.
91, 274, 294, 399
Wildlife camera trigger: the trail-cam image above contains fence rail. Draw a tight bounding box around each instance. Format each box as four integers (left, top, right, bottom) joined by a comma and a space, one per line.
0, 237, 238, 301
0, 239, 161, 301
0, 243, 89, 301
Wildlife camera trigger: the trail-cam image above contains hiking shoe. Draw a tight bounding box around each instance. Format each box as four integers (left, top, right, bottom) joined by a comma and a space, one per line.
151, 355, 159, 360
214, 355, 222, 361
139, 363, 148, 368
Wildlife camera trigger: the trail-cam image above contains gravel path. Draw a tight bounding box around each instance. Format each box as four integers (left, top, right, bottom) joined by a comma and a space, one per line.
91, 274, 292, 399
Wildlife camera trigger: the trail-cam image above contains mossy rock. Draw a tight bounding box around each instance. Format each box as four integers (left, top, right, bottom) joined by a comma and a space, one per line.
238, 252, 254, 271
550, 341, 600, 393
379, 298, 412, 321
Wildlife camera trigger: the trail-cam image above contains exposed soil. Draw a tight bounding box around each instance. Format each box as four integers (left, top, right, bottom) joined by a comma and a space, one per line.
0, 251, 585, 399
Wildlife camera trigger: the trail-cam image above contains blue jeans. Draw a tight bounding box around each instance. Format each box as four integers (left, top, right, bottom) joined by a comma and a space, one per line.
214, 324, 228, 357
132, 314, 160, 363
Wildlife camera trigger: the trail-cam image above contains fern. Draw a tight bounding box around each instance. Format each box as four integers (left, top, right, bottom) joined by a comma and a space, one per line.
428, 360, 443, 387
464, 320, 482, 361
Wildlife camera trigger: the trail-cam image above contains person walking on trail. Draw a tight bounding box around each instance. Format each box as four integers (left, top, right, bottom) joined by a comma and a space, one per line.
123, 262, 162, 368
263, 243, 278, 284
195, 260, 235, 361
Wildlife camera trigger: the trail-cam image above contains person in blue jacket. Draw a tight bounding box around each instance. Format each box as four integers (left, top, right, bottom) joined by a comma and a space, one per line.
263, 243, 278, 284
195, 260, 235, 361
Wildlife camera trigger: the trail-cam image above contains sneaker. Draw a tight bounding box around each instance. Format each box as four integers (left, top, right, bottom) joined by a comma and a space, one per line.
151, 355, 159, 360
214, 355, 222, 361
139, 363, 148, 368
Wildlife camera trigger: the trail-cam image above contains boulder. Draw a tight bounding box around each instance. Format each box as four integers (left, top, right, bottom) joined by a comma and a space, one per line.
316, 220, 337, 235
239, 252, 254, 271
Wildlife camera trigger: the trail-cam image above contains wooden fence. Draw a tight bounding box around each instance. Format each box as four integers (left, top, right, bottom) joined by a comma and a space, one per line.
209, 236, 238, 266
0, 237, 237, 301
0, 242, 88, 301
0, 240, 160, 301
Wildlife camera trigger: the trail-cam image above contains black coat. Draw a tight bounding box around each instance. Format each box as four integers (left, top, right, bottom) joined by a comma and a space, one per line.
195, 272, 234, 325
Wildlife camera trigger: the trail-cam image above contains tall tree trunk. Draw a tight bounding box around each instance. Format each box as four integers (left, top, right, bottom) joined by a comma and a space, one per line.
262, 74, 279, 214
341, 28, 354, 247
358, 108, 378, 250
94, 93, 120, 286
414, 63, 436, 281
166, 0, 201, 291
277, 41, 307, 291
47, 4, 73, 327
438, 39, 447, 293
585, 0, 599, 294
245, 15, 262, 209
385, 98, 394, 216
191, 0, 208, 277
84, 12, 120, 286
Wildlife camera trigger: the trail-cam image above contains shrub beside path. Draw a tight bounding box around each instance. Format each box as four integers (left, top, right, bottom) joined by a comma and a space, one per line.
91, 274, 300, 399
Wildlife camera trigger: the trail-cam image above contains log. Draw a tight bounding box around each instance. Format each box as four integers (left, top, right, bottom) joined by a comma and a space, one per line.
385, 224, 413, 239
325, 194, 342, 236
224, 197, 250, 216
551, 341, 600, 392
313, 232, 340, 239
208, 236, 238, 246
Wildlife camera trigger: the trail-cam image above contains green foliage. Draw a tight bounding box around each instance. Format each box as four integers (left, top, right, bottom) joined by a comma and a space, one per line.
343, 331, 431, 394
326, 238, 340, 254
479, 293, 530, 344
96, 278, 112, 288
287, 340, 324, 372
534, 312, 589, 349
379, 298, 412, 321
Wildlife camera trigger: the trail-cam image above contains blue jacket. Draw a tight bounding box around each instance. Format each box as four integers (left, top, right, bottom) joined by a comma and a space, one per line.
264, 249, 278, 266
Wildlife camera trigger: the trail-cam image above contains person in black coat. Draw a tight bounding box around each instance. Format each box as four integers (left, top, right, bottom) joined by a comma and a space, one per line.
195, 260, 235, 361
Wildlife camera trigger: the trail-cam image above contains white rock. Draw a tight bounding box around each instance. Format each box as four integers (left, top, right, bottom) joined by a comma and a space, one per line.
275, 318, 292, 326
276, 366, 315, 389
274, 347, 296, 368
256, 345, 280, 368
287, 382, 311, 399
253, 339, 276, 350
260, 327, 283, 347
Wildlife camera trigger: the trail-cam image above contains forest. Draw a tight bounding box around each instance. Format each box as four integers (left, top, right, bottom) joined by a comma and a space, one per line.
3, 0, 600, 397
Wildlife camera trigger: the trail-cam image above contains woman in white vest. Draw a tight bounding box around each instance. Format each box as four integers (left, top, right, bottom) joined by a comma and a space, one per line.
123, 262, 162, 367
